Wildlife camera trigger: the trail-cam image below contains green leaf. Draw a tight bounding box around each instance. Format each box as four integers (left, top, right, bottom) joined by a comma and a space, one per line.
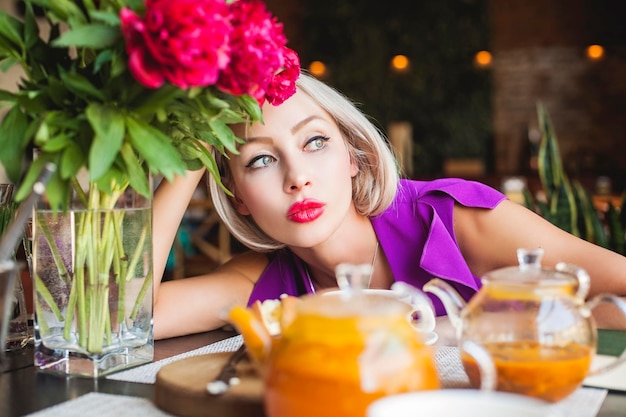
120, 143, 150, 197
31, 0, 87, 26
0, 89, 17, 103
41, 133, 73, 152
133, 85, 184, 116
23, 3, 41, 50
209, 118, 240, 154
125, 116, 186, 181
87, 103, 125, 180
60, 143, 85, 179
0, 57, 20, 72
549, 179, 578, 236
60, 71, 107, 101
13, 153, 66, 207
94, 49, 113, 73
0, 106, 29, 182
52, 24, 120, 49
537, 102, 565, 202
89, 10, 121, 26
93, 166, 126, 196
183, 138, 231, 196
44, 169, 72, 212
236, 94, 263, 122
0, 10, 24, 51
536, 101, 581, 236
573, 181, 602, 245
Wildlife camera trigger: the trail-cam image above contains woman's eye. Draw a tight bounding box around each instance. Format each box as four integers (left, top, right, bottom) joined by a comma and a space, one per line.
305, 135, 330, 151
246, 154, 275, 169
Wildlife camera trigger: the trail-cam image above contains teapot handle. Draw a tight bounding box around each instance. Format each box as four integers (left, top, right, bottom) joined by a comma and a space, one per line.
391, 282, 436, 335
461, 340, 498, 392
585, 294, 626, 376
555, 262, 591, 302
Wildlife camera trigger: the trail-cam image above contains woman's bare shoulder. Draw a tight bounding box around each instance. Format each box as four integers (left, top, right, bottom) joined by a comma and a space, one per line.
216, 250, 271, 284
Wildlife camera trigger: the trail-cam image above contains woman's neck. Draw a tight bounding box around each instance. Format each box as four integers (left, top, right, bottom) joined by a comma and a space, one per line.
290, 215, 385, 291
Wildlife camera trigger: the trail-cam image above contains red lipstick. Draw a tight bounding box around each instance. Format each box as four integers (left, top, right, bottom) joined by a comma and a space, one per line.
287, 199, 325, 223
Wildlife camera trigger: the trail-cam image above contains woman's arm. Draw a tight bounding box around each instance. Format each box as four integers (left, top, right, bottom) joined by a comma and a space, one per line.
454, 199, 626, 328
153, 250, 269, 339
152, 169, 206, 300
151, 168, 271, 339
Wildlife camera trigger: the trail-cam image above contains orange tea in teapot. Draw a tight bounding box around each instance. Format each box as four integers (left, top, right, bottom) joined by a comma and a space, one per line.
265, 311, 440, 417
461, 340, 592, 402
229, 265, 443, 417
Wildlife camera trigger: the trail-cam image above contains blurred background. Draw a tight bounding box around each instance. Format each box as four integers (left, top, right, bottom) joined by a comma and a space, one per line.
263, 0, 626, 191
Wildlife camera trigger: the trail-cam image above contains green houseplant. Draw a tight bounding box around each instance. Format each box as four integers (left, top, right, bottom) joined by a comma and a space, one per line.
0, 0, 299, 377
524, 103, 626, 255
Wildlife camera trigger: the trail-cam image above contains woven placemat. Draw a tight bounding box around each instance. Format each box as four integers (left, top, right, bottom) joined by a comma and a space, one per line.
106, 335, 243, 384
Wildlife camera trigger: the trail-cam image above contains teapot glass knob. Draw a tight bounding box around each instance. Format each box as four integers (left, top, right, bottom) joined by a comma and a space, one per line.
517, 248, 544, 270
335, 263, 372, 294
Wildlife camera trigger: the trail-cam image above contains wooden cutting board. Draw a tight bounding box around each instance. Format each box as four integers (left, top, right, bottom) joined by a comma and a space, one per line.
154, 351, 265, 417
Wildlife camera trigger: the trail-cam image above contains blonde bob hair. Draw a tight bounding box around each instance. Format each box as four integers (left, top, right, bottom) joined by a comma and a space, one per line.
208, 72, 400, 252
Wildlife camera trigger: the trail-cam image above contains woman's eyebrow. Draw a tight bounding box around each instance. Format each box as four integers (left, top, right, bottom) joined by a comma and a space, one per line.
290, 115, 323, 134
241, 115, 325, 145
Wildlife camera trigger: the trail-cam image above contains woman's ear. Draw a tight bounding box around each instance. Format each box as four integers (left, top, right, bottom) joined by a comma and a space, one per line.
350, 155, 359, 178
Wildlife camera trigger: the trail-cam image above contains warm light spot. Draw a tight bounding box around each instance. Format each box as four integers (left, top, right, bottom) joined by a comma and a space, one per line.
309, 61, 327, 78
390, 55, 410, 72
474, 50, 492, 68
586, 44, 604, 60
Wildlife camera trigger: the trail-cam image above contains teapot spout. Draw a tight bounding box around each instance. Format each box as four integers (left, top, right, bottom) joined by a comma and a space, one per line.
423, 278, 466, 331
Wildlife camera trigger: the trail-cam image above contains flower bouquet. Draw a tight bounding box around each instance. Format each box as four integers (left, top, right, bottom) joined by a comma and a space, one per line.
0, 0, 299, 376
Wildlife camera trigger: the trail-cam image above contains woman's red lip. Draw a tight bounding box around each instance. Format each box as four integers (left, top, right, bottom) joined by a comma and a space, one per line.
287, 199, 325, 223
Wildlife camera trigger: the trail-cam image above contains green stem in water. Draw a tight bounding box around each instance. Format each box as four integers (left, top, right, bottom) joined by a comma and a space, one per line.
131, 265, 152, 321
124, 222, 148, 283
66, 215, 89, 343
35, 212, 71, 283
113, 211, 126, 324
34, 293, 50, 335
34, 274, 64, 322
36, 178, 151, 355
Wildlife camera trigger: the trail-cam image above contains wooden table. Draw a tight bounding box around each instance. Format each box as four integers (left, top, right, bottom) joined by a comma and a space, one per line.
1, 325, 625, 417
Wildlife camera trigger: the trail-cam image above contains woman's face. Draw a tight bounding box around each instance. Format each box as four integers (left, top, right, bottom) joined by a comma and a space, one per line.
227, 89, 359, 248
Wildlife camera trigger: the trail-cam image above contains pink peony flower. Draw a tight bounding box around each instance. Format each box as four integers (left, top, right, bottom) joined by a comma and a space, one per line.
264, 47, 300, 106
216, 0, 290, 102
120, 0, 232, 89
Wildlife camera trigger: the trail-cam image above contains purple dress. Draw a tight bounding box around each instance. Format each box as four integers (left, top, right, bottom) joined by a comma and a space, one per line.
247, 178, 507, 315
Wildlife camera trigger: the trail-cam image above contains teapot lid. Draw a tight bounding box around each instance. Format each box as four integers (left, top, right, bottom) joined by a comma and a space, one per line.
297, 263, 410, 318
482, 248, 579, 287
299, 291, 411, 318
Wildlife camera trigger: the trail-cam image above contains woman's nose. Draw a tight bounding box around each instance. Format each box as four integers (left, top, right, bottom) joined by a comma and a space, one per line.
284, 162, 312, 192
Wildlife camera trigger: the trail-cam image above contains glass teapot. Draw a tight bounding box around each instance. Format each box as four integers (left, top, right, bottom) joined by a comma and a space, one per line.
228, 263, 441, 417
424, 248, 626, 402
